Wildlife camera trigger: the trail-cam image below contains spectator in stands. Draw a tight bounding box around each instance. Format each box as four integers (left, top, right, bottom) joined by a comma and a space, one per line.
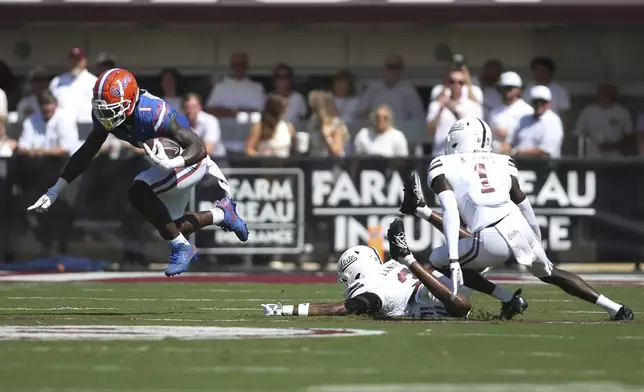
206, 52, 265, 120
183, 93, 226, 158
523, 56, 570, 129
0, 115, 16, 157
574, 83, 633, 158
16, 90, 79, 158
357, 54, 424, 123
159, 68, 184, 114
479, 59, 504, 121
270, 63, 306, 124
0, 86, 6, 120
245, 94, 295, 158
331, 69, 359, 126
49, 47, 97, 123
307, 90, 349, 157
16, 67, 49, 123
95, 52, 116, 75
431, 55, 483, 107
488, 71, 534, 153
503, 85, 563, 158
354, 105, 408, 157
426, 67, 483, 156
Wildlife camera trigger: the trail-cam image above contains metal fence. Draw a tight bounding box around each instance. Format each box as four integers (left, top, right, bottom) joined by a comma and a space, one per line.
1, 156, 643, 271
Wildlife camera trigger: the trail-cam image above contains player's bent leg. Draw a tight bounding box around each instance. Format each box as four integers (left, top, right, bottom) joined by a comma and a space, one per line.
527, 241, 633, 320
132, 163, 206, 276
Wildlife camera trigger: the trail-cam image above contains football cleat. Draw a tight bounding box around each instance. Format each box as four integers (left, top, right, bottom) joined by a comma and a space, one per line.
400, 171, 427, 215
611, 305, 634, 321
499, 288, 529, 320
165, 242, 198, 277
387, 218, 412, 263
216, 197, 249, 242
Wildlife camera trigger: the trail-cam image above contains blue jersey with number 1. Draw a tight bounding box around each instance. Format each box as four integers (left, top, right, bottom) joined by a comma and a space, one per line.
92, 89, 189, 148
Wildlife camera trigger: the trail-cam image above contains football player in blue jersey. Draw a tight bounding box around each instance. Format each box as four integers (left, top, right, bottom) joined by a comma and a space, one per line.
28, 68, 249, 276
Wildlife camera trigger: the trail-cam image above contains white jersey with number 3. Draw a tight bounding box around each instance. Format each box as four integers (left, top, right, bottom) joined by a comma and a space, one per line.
427, 152, 519, 233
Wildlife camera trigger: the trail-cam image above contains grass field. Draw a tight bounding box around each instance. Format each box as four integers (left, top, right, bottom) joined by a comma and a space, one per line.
0, 280, 642, 392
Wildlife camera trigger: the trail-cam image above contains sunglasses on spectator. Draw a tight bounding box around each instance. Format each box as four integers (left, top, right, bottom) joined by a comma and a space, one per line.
376, 114, 390, 120
385, 63, 402, 70
275, 73, 291, 80
531, 99, 549, 105
449, 79, 465, 85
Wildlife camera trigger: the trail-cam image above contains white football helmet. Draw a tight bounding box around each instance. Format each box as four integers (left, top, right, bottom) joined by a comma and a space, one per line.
337, 245, 383, 287
445, 117, 492, 155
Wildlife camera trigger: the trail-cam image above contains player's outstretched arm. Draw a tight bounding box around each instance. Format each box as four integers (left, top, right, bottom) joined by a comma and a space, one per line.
164, 117, 207, 167
262, 293, 382, 317
411, 262, 472, 318
28, 128, 109, 212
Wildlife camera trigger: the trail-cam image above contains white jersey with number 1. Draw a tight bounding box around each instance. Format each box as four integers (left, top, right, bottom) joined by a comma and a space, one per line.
427, 152, 520, 233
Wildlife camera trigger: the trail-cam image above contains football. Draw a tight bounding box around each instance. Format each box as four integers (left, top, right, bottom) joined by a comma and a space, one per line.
143, 137, 183, 159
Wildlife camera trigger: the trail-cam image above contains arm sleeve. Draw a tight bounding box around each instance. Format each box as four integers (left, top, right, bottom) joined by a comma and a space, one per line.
517, 198, 541, 241
345, 292, 383, 315
437, 190, 461, 260
507, 157, 519, 178
151, 101, 174, 136
573, 108, 589, 136
353, 129, 367, 155
427, 156, 446, 184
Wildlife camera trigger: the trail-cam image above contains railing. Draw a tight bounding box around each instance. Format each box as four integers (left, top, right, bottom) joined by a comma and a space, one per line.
1, 156, 642, 271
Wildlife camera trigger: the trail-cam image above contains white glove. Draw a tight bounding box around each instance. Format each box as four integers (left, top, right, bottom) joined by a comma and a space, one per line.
449, 260, 464, 299
27, 178, 68, 213
261, 303, 283, 316
27, 190, 58, 212
142, 140, 185, 171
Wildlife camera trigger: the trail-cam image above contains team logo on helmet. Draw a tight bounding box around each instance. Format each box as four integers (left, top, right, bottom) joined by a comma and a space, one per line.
110, 85, 123, 97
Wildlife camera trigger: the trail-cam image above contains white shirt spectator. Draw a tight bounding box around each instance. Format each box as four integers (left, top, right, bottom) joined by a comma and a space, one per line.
354, 127, 409, 157
430, 84, 484, 105
49, 69, 97, 123
522, 82, 570, 114
18, 108, 79, 155
488, 99, 534, 152
510, 110, 563, 158
16, 95, 39, 123
256, 120, 292, 158
482, 86, 503, 122
358, 81, 425, 122
0, 88, 7, 119
575, 103, 633, 158
426, 99, 484, 157
206, 76, 265, 112
334, 96, 360, 125
192, 111, 226, 157
283, 92, 307, 124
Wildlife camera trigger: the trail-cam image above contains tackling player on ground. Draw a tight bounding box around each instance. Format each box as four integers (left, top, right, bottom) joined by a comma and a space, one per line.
27, 68, 249, 277
404, 116, 633, 321
263, 218, 474, 319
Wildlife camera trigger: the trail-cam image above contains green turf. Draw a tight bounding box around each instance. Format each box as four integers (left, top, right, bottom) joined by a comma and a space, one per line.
0, 282, 642, 392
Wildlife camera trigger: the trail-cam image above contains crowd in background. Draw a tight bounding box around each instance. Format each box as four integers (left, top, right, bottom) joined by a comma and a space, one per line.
1, 46, 643, 168
1, 45, 644, 268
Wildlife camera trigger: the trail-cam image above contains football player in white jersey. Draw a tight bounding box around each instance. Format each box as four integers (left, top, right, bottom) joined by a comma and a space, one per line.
413, 116, 633, 321
262, 218, 472, 319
